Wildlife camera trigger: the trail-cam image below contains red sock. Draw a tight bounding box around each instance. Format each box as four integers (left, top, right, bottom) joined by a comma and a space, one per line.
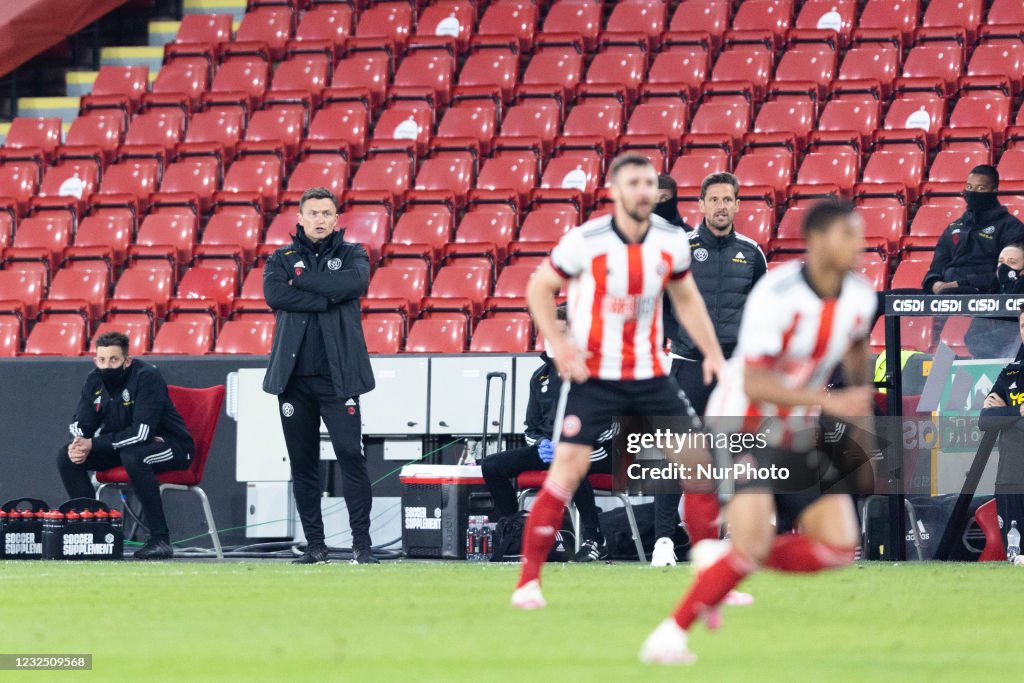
683, 492, 720, 545
672, 548, 756, 630
763, 533, 856, 573
516, 481, 572, 588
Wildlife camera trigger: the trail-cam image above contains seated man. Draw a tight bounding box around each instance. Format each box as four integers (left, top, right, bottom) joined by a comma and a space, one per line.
57, 332, 195, 560
480, 305, 613, 562
965, 244, 1024, 358
923, 165, 1024, 295
980, 306, 1024, 550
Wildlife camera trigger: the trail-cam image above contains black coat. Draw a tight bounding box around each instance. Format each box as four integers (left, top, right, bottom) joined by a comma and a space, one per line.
922, 204, 1024, 293
524, 354, 612, 458
262, 226, 375, 399
664, 221, 767, 359
979, 360, 1024, 489
69, 360, 194, 454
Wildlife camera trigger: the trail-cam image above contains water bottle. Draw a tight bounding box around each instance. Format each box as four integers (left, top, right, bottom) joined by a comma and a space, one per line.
480, 516, 491, 558
472, 516, 483, 560
465, 517, 477, 560
1007, 520, 1020, 563
108, 509, 123, 533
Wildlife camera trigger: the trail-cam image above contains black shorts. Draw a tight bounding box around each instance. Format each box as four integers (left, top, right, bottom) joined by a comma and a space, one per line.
732, 443, 854, 532
559, 376, 699, 447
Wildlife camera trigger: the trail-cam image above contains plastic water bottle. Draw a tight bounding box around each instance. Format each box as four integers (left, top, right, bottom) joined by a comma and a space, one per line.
472, 516, 483, 560
1007, 521, 1020, 563
465, 517, 477, 560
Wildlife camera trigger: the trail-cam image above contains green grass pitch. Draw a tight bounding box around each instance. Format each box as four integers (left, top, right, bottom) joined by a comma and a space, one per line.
1, 560, 1016, 681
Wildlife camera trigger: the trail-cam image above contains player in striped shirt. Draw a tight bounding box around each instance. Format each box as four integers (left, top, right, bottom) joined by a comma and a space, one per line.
639, 200, 878, 664
510, 154, 727, 610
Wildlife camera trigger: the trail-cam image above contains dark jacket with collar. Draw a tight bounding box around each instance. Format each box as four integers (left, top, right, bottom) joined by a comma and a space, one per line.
69, 360, 194, 455
524, 353, 612, 459
923, 203, 1024, 293
979, 360, 1024, 489
262, 226, 375, 399
664, 221, 767, 359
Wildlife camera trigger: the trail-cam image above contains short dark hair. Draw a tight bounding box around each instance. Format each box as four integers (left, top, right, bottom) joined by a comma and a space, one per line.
95, 331, 130, 355
555, 303, 568, 321
609, 153, 654, 181
700, 172, 739, 200
657, 174, 677, 195
299, 187, 339, 211
802, 199, 857, 236
969, 164, 1000, 188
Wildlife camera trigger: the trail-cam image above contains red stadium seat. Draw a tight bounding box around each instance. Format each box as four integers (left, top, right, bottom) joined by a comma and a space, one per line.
890, 258, 931, 290
0, 163, 39, 214
405, 318, 466, 353
458, 48, 519, 103
0, 269, 45, 318
295, 4, 352, 49
837, 46, 900, 98
734, 151, 793, 202
235, 8, 293, 61
562, 101, 624, 154
112, 267, 174, 317
159, 157, 221, 214
862, 151, 926, 201
150, 321, 213, 355
123, 109, 185, 153
389, 208, 452, 263
902, 45, 964, 96
478, 2, 537, 52
998, 149, 1024, 183
23, 321, 86, 356
774, 47, 837, 96
670, 1, 729, 49
213, 320, 273, 354
454, 211, 516, 261
522, 49, 584, 101
0, 317, 18, 356
269, 54, 330, 100
796, 151, 859, 195
338, 202, 391, 263
540, 155, 602, 207
65, 113, 124, 164
150, 57, 210, 109
949, 96, 1012, 144
425, 264, 491, 318
174, 13, 233, 45
362, 313, 403, 353
818, 98, 881, 147
519, 207, 576, 243
754, 99, 815, 148
222, 156, 282, 210
711, 49, 773, 100
98, 158, 160, 207
859, 0, 920, 45
690, 101, 750, 150
365, 265, 428, 318
796, 0, 856, 46
176, 265, 237, 318
351, 158, 411, 204
646, 48, 709, 101
605, 1, 666, 50
330, 53, 391, 109
541, 1, 602, 51
209, 58, 270, 112
355, 2, 414, 50
499, 103, 560, 153
90, 320, 151, 355
199, 212, 262, 264
7, 215, 72, 271
586, 50, 646, 102
928, 149, 990, 183
393, 48, 455, 105
922, 0, 983, 43
732, 0, 793, 47
884, 97, 946, 148
45, 268, 107, 321
492, 263, 537, 299
287, 154, 349, 196
134, 213, 197, 270
4, 117, 63, 162
89, 66, 150, 110
416, 2, 476, 53
670, 149, 730, 187
470, 318, 531, 352
476, 157, 536, 207
309, 102, 370, 159
245, 108, 305, 162
989, 0, 1024, 25
184, 110, 244, 160
627, 102, 688, 153
373, 106, 433, 156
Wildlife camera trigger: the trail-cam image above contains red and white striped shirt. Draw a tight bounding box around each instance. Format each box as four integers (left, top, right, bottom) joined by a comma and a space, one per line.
549, 214, 691, 381
706, 261, 876, 428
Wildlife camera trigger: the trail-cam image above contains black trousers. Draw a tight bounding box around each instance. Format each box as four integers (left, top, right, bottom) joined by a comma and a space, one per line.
480, 444, 611, 542
278, 375, 372, 549
653, 357, 716, 539
56, 438, 190, 539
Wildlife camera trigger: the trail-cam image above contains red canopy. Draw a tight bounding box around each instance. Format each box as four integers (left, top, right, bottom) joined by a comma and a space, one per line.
0, 0, 127, 78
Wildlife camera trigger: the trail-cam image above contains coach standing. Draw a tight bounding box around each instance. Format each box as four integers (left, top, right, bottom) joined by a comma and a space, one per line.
263, 187, 378, 565
654, 172, 767, 566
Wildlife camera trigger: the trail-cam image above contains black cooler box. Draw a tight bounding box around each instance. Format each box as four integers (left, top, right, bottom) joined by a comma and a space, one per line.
400, 465, 492, 559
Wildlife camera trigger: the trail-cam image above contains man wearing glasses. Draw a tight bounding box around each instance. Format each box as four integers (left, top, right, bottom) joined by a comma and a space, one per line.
263, 187, 378, 564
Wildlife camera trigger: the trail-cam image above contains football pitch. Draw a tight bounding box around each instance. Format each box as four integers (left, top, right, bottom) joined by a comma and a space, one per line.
1, 560, 1014, 681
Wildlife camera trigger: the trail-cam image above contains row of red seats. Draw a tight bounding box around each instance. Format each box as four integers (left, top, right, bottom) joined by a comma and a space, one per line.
173, 0, 1024, 62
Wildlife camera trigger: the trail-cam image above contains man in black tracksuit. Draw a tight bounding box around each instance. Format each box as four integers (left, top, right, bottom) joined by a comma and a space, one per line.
923, 165, 1024, 295
58, 331, 194, 560
263, 187, 377, 565
980, 321, 1024, 550
655, 172, 767, 560
480, 307, 613, 561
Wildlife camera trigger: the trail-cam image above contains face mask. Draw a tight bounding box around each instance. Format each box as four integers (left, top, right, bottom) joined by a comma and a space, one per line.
653, 198, 680, 223
998, 263, 1020, 289
964, 190, 999, 215
99, 365, 129, 391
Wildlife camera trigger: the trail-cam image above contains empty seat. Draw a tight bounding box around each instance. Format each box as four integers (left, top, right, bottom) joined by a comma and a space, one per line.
774, 46, 836, 95
176, 265, 237, 317
837, 46, 900, 98
425, 264, 491, 317
818, 98, 881, 146
470, 318, 531, 352
902, 45, 964, 95
174, 13, 233, 45
928, 150, 990, 183
199, 212, 262, 264
647, 48, 709, 100
796, 0, 856, 45
309, 103, 370, 158
585, 50, 646, 101
235, 8, 293, 60
754, 100, 815, 147
45, 268, 107, 321
213, 320, 273, 354
365, 265, 428, 317
522, 50, 584, 100
295, 4, 352, 49
711, 49, 773, 100
89, 66, 150, 109
405, 318, 466, 353
4, 117, 63, 161
330, 53, 391, 108
23, 321, 86, 356
123, 109, 185, 153
209, 58, 270, 110
541, 1, 602, 51
222, 157, 282, 210
362, 314, 403, 353
350, 158, 411, 204
0, 269, 45, 318
65, 113, 124, 163
796, 151, 859, 194
134, 213, 197, 269
890, 258, 931, 290
149, 321, 213, 354
393, 49, 455, 105
269, 54, 330, 99
457, 49, 519, 103
859, 0, 920, 44
0, 317, 20, 356
7, 215, 72, 271
373, 107, 432, 156
922, 0, 983, 42
862, 151, 926, 200
151, 57, 210, 108
112, 267, 174, 316
732, 0, 793, 46
159, 157, 221, 213
287, 155, 349, 196
245, 108, 305, 161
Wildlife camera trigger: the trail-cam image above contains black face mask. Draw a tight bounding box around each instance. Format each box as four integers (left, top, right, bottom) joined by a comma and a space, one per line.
653, 198, 681, 224
99, 365, 130, 392
998, 263, 1020, 290
964, 191, 999, 215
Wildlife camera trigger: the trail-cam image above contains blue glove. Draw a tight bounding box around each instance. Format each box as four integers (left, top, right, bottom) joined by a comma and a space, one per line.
537, 439, 554, 463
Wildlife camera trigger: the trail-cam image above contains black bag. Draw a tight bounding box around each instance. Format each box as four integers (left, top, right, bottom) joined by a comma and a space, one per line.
599, 502, 690, 560
489, 511, 575, 562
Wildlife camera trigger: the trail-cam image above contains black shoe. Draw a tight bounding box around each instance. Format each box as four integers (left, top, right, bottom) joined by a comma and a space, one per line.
292, 544, 330, 564
134, 537, 173, 560
351, 546, 379, 564
572, 539, 608, 563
